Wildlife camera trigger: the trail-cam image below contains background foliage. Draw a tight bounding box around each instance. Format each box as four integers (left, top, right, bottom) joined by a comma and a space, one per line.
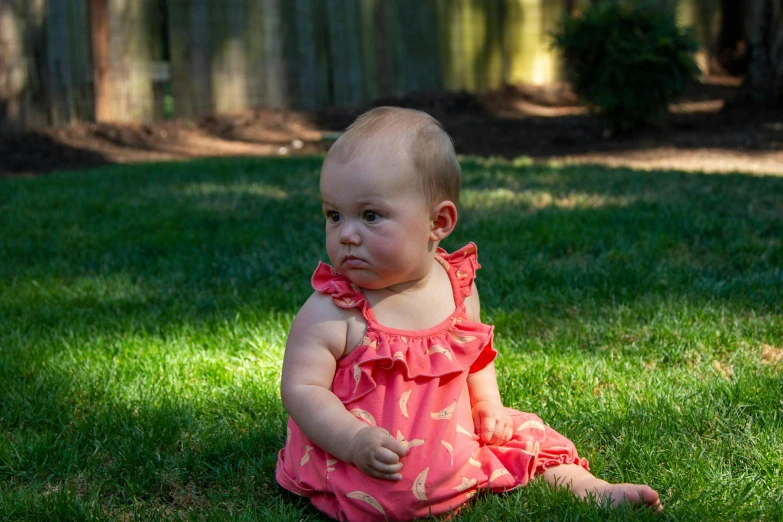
552, 0, 701, 131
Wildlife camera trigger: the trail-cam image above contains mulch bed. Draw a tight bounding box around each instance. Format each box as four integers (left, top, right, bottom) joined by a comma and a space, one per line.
2, 75, 782, 176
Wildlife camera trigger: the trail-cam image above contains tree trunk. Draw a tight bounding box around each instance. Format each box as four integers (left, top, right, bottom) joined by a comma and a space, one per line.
0, 1, 27, 128
738, 0, 783, 107
89, 0, 111, 121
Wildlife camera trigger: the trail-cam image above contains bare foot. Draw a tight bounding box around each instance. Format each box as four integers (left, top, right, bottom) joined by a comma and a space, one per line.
600, 483, 663, 512
541, 464, 662, 512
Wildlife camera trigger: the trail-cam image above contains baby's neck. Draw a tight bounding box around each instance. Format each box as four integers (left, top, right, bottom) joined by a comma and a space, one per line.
361, 257, 457, 332
382, 261, 437, 296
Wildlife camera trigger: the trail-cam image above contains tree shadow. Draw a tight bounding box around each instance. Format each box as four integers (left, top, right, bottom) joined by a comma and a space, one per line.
0, 131, 111, 176
2, 158, 781, 341
2, 158, 782, 519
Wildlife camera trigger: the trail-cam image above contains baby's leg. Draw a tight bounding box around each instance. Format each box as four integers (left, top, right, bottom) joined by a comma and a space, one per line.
541, 464, 662, 512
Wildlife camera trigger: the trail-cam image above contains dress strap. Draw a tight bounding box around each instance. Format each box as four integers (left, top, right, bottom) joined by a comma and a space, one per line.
311, 262, 374, 320
436, 242, 480, 304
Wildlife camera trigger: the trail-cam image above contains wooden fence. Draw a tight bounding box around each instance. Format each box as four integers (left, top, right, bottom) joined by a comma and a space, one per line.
0, 0, 719, 128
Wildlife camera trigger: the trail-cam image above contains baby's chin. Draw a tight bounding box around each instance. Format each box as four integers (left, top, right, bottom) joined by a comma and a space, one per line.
340, 273, 385, 290
336, 267, 391, 291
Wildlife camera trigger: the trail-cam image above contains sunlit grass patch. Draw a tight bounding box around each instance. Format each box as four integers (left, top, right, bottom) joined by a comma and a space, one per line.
1, 157, 782, 520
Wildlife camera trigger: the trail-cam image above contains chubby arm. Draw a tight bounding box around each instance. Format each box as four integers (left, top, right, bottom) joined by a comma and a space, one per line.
280, 293, 407, 479
464, 282, 513, 445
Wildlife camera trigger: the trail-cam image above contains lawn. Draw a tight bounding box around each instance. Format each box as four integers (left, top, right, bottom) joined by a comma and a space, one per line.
1, 157, 781, 521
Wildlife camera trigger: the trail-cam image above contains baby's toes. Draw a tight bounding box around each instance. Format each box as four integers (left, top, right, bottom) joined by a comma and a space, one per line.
639, 486, 663, 512
624, 485, 663, 512
607, 484, 662, 512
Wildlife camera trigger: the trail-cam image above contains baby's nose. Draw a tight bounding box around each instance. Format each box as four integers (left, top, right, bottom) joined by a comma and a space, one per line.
339, 221, 361, 244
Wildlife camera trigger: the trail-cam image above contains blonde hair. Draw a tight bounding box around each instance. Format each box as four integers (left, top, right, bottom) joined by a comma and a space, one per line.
324, 107, 461, 208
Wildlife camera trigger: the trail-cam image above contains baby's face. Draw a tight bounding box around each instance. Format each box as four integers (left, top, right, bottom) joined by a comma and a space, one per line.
320, 147, 435, 290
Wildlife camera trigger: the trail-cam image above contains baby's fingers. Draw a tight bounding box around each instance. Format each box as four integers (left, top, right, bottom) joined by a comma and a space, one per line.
366, 456, 403, 481
480, 416, 496, 443
364, 467, 403, 481
490, 418, 513, 446
380, 433, 408, 458
374, 446, 402, 465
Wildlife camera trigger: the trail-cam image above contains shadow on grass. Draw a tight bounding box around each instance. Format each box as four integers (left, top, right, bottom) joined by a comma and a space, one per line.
1, 158, 781, 339
1, 158, 781, 518
0, 357, 317, 519
0, 131, 111, 176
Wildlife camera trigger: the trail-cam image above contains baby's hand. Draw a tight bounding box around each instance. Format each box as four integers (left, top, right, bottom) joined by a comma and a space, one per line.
347, 426, 408, 481
471, 400, 513, 446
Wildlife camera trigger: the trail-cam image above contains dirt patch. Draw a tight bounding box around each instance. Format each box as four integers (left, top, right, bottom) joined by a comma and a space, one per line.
2, 75, 782, 177
761, 344, 783, 366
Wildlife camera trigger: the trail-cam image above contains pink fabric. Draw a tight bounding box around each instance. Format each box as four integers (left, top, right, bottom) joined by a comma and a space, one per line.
277, 243, 588, 521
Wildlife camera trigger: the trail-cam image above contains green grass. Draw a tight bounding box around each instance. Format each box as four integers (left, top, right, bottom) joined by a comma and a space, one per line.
1, 156, 782, 521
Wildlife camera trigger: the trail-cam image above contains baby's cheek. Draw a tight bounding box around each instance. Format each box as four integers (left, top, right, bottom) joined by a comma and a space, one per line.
366, 236, 399, 261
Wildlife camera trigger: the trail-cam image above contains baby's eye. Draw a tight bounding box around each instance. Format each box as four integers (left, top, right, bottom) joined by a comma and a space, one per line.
325, 211, 342, 223
363, 211, 380, 223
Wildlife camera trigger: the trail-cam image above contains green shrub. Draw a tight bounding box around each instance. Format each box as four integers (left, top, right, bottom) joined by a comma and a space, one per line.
551, 0, 700, 132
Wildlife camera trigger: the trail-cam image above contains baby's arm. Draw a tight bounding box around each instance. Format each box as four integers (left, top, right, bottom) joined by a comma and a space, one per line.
280, 292, 407, 480
464, 282, 514, 445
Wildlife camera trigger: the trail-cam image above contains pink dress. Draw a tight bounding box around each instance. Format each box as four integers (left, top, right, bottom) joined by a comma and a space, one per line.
276, 243, 589, 521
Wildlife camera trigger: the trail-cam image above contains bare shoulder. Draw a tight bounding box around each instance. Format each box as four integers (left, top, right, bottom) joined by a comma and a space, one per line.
464, 281, 481, 323
288, 291, 367, 360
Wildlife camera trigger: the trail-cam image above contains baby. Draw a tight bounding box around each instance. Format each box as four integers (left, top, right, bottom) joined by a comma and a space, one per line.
276, 107, 661, 521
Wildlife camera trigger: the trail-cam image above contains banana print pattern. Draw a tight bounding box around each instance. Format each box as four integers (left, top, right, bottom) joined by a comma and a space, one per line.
334, 296, 357, 308
397, 430, 425, 449
350, 408, 376, 426
516, 419, 546, 432
454, 477, 477, 492
426, 345, 453, 361
300, 446, 313, 466
449, 330, 476, 344
456, 424, 474, 437
521, 440, 541, 456
359, 336, 378, 350
489, 468, 510, 483
441, 440, 454, 465
399, 390, 411, 419
430, 401, 456, 420
346, 491, 386, 516
326, 458, 338, 479
352, 364, 361, 393
412, 468, 429, 501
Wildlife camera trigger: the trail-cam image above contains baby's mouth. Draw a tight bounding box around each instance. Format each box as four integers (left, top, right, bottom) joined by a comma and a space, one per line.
343, 255, 366, 268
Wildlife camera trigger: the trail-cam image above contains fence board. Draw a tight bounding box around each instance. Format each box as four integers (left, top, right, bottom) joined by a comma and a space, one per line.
67, 0, 93, 121
4, 0, 720, 128
260, 0, 288, 109
292, 0, 330, 108
326, 0, 364, 106
47, 0, 75, 124
210, 1, 249, 113
107, 0, 153, 122
396, 0, 441, 93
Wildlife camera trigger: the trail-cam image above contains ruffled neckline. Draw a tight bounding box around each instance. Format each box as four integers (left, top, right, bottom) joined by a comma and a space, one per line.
311, 243, 497, 404
311, 242, 481, 336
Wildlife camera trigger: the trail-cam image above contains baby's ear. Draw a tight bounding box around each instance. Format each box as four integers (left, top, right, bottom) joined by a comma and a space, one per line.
429, 200, 458, 242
